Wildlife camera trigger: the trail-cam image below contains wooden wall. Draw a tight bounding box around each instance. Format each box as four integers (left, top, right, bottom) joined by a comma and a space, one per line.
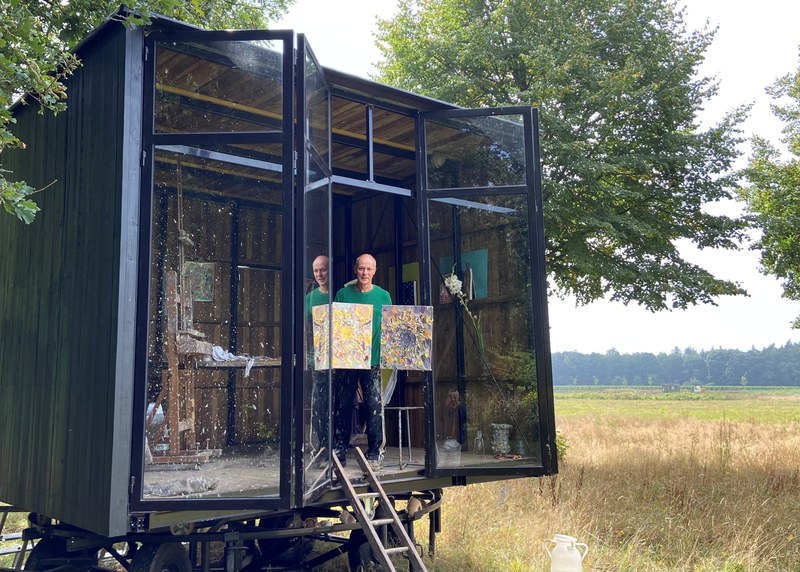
0, 23, 139, 536
427, 198, 537, 450
147, 196, 284, 449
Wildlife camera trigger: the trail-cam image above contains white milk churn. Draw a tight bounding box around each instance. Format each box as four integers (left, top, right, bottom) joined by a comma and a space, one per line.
544, 534, 588, 572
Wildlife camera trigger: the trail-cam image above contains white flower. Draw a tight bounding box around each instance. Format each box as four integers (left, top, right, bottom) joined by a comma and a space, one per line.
444, 273, 463, 296
443, 266, 484, 357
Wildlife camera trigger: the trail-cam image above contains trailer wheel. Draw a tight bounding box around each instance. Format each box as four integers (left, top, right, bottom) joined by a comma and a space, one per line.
25, 537, 99, 571
347, 529, 410, 572
256, 514, 315, 567
130, 543, 192, 572
347, 530, 377, 571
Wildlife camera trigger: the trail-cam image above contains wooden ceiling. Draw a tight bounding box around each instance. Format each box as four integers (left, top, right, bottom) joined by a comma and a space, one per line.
153, 43, 422, 203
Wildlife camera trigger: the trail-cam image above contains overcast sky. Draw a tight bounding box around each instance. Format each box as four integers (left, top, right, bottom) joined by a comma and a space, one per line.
275, 0, 800, 354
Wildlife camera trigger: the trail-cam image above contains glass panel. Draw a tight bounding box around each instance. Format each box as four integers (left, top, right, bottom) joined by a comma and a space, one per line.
300, 42, 333, 497
332, 96, 366, 178
429, 194, 542, 470
304, 49, 329, 170
373, 109, 416, 185
155, 39, 284, 133
373, 108, 415, 148
153, 144, 283, 201
143, 146, 284, 500
374, 151, 415, 186
425, 114, 526, 189
303, 185, 332, 495
330, 99, 417, 186
332, 141, 366, 178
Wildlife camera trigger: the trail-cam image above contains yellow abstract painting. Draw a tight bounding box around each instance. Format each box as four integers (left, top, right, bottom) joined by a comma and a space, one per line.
312, 302, 373, 369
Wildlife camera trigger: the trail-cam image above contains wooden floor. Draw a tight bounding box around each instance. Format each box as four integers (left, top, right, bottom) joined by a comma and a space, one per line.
142, 445, 540, 500
141, 445, 427, 500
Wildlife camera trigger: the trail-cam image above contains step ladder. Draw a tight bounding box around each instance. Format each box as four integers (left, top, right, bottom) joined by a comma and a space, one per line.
333, 448, 427, 572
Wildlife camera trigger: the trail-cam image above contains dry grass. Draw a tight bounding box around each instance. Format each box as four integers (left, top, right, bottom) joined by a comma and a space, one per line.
4, 394, 800, 571
425, 394, 800, 571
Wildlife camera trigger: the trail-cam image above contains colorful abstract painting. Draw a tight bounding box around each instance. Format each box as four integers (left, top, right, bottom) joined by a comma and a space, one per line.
312, 303, 373, 370
380, 305, 433, 371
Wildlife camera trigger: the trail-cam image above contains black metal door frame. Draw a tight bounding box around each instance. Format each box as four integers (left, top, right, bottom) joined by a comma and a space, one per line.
131, 28, 296, 512
294, 34, 334, 505
417, 106, 557, 479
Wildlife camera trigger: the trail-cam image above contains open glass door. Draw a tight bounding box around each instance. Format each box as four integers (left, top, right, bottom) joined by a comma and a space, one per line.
132, 30, 296, 510
420, 107, 557, 478
294, 36, 334, 503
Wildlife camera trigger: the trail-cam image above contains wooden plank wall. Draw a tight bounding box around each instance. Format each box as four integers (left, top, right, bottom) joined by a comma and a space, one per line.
0, 25, 132, 535
147, 198, 283, 449
235, 205, 282, 444
427, 199, 537, 450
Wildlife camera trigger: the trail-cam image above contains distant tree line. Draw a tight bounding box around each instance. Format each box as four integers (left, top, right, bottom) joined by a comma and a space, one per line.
552, 342, 800, 387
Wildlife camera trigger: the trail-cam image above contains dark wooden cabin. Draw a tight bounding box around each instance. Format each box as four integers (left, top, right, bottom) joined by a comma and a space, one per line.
0, 9, 556, 540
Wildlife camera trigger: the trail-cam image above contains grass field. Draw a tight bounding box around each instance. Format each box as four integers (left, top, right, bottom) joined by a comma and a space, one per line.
3, 389, 799, 571
425, 388, 800, 571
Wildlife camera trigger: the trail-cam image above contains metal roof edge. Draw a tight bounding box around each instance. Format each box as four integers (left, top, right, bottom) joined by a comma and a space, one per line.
322, 66, 460, 113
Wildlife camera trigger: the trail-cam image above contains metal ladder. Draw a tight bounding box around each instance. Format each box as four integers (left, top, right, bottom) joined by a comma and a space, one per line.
332, 448, 427, 572
0, 506, 29, 570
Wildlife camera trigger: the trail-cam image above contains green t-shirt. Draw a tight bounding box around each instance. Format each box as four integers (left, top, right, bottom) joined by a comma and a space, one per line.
305, 287, 330, 321
334, 284, 392, 366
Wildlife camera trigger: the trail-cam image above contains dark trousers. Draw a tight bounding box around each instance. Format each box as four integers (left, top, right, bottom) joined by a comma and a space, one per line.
310, 370, 330, 454
333, 365, 383, 460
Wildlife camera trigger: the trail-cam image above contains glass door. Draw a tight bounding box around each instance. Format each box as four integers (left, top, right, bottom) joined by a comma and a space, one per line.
420, 107, 557, 478
131, 29, 296, 511
294, 36, 334, 503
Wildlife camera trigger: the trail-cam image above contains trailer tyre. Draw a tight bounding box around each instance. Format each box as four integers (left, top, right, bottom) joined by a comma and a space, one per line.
25, 537, 98, 571
256, 515, 315, 567
130, 543, 192, 572
347, 529, 410, 572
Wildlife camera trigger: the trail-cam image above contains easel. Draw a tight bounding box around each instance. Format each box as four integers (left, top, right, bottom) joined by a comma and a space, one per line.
146, 157, 218, 464
146, 271, 218, 464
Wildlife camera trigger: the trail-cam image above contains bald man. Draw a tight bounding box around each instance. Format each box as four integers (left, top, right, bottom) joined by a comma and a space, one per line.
333, 253, 392, 469
306, 255, 331, 464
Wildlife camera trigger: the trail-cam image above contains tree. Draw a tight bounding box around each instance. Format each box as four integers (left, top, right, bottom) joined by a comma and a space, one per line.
375, 0, 749, 310
0, 0, 293, 223
740, 53, 800, 326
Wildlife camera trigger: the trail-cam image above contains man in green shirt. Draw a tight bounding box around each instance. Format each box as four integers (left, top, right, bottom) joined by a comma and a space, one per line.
306, 255, 331, 464
333, 253, 392, 469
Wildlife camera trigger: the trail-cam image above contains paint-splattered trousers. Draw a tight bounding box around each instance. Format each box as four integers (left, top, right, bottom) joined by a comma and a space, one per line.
310, 369, 331, 454
333, 365, 383, 460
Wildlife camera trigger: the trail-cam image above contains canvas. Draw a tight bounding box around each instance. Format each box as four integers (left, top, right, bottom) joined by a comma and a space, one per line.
440, 249, 489, 299
312, 302, 373, 369
380, 305, 434, 371
183, 261, 215, 302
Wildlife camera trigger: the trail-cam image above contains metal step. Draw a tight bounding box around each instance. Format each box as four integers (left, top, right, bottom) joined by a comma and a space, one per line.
333, 449, 427, 572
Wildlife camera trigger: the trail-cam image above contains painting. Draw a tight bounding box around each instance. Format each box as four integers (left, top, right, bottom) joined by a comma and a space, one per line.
183, 261, 215, 302
440, 249, 488, 299
312, 302, 373, 370
380, 305, 434, 371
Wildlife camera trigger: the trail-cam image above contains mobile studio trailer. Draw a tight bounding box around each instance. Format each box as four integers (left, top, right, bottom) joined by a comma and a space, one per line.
0, 8, 556, 571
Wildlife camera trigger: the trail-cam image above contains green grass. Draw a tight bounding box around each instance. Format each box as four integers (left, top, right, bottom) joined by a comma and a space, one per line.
555, 389, 800, 423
